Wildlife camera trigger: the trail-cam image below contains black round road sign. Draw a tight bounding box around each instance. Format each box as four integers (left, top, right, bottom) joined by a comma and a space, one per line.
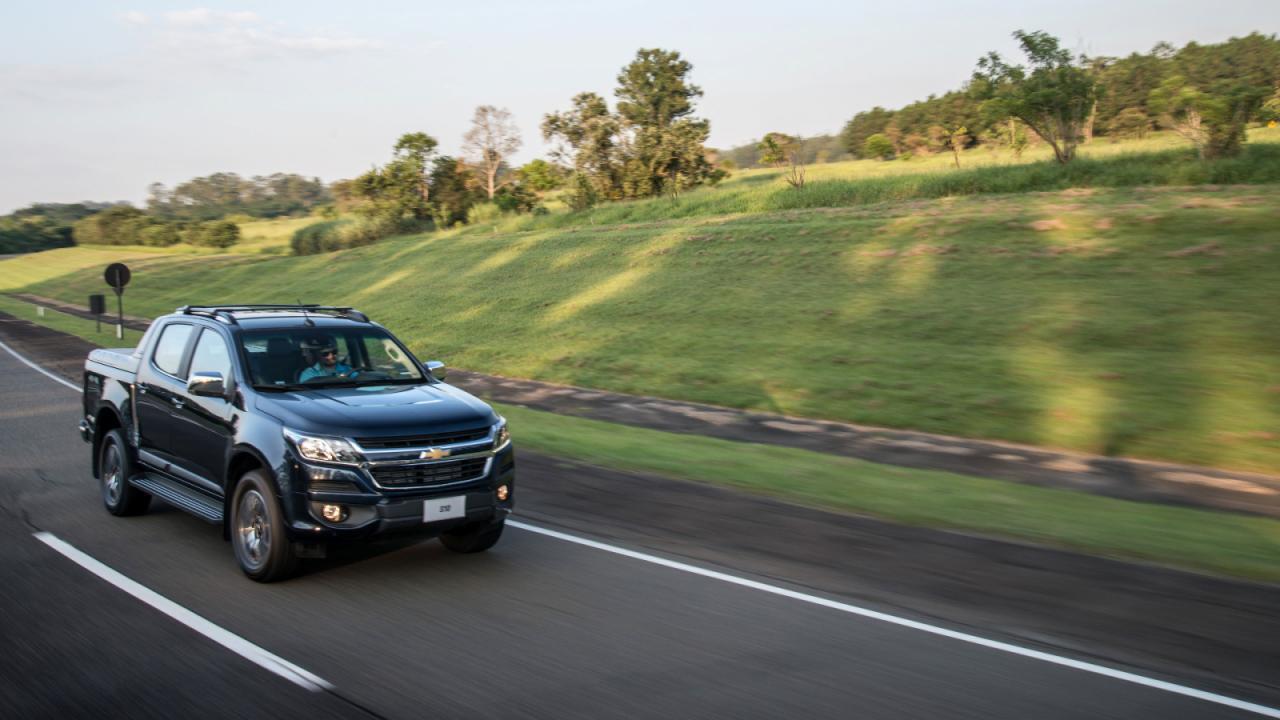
105, 263, 131, 291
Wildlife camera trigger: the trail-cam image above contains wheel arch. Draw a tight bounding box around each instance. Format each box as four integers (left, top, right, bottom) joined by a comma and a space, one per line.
91, 406, 126, 479
222, 446, 274, 539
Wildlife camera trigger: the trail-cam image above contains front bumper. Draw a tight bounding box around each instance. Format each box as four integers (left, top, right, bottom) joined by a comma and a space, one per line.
281, 445, 516, 542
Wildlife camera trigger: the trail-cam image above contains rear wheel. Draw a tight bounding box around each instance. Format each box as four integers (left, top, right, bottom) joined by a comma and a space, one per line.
99, 429, 150, 516
439, 516, 505, 553
231, 470, 298, 582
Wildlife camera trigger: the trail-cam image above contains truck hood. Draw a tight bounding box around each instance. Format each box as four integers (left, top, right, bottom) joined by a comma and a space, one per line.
253, 382, 498, 439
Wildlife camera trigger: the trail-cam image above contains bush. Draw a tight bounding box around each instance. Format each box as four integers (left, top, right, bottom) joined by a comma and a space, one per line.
336, 215, 394, 249
288, 215, 420, 255
290, 219, 346, 255
863, 134, 896, 160
187, 220, 240, 248
0, 217, 73, 253
139, 223, 180, 246
72, 206, 147, 245
494, 184, 539, 214
466, 202, 503, 225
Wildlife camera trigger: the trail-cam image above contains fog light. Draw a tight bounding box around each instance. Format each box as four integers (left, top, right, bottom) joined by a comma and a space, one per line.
321, 504, 347, 523
496, 485, 509, 501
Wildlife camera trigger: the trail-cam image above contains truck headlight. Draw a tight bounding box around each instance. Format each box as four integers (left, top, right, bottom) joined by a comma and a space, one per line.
284, 428, 361, 465
492, 418, 511, 451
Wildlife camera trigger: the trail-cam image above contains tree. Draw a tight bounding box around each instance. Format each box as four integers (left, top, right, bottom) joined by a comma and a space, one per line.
840, 107, 895, 158
1261, 92, 1280, 124
351, 132, 440, 221
427, 157, 483, 228
543, 49, 717, 205
972, 30, 1098, 163
1149, 76, 1265, 158
947, 126, 970, 168
757, 134, 806, 189
614, 48, 716, 197
462, 106, 522, 200
1108, 108, 1152, 139
516, 159, 566, 193
392, 132, 438, 206
542, 92, 624, 205
863, 133, 895, 160
757, 132, 796, 167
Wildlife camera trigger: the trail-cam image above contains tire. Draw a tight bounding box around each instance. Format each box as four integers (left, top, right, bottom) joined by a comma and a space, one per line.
230, 470, 298, 582
439, 516, 505, 553
99, 428, 150, 516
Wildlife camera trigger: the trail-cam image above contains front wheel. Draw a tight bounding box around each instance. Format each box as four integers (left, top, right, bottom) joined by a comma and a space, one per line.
231, 470, 298, 582
99, 428, 150, 516
439, 516, 505, 553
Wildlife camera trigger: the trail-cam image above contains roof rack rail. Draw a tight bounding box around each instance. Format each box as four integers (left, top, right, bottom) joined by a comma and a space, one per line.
175, 304, 370, 324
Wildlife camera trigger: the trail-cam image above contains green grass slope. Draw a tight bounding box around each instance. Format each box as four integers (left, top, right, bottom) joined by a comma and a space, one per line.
7, 182, 1279, 473
465, 128, 1280, 236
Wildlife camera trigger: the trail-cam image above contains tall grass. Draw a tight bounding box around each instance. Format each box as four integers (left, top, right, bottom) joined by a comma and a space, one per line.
471, 144, 1280, 235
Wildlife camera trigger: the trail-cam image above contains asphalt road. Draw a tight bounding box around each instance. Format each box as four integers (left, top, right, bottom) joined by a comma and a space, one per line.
0, 344, 1274, 719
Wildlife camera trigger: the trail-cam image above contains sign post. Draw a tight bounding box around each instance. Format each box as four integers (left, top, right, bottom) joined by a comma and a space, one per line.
103, 263, 131, 341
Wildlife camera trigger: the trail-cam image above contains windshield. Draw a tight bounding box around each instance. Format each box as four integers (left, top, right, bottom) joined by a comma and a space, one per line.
240, 327, 426, 388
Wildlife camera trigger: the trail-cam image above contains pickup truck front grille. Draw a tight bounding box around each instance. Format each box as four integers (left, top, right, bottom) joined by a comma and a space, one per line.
355, 428, 490, 450
369, 458, 488, 488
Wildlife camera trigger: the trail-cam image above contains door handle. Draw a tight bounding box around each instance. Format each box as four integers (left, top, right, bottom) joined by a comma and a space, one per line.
171, 398, 185, 410
138, 386, 148, 395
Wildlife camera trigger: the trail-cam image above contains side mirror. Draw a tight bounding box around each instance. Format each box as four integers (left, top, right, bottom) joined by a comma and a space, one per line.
188, 371, 228, 399
425, 360, 447, 380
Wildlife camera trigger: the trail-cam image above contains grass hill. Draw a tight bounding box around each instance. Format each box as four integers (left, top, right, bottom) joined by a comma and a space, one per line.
4, 130, 1279, 474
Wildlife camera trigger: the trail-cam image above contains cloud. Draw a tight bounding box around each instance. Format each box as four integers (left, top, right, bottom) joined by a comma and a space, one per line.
0, 64, 132, 106
164, 9, 259, 27
142, 8, 379, 61
121, 10, 148, 25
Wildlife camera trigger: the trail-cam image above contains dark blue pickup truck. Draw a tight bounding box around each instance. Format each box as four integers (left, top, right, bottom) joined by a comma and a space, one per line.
80, 305, 515, 581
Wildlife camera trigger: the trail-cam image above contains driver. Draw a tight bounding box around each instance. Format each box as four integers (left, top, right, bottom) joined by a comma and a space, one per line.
299, 336, 354, 382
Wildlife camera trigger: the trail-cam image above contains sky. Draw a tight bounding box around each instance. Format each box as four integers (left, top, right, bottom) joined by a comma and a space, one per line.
1, 1, 1276, 213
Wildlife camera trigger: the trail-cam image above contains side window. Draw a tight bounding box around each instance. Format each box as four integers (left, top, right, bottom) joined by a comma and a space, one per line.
152, 324, 193, 376
188, 328, 232, 380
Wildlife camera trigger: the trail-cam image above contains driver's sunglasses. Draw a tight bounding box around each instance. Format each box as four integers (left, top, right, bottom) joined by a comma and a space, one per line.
319, 349, 338, 357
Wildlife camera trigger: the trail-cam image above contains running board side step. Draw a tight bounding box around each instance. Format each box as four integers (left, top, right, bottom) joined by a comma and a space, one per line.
130, 473, 224, 523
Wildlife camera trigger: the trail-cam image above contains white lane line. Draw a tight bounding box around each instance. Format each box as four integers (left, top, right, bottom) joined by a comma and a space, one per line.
7, 340, 332, 693
0, 337, 80, 391
34, 532, 333, 692
509, 520, 1280, 719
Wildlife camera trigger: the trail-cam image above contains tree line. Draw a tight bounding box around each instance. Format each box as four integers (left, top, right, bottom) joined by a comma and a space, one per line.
719, 32, 1279, 168
0, 202, 132, 254
14, 32, 1278, 256
844, 32, 1278, 163
72, 206, 240, 248
146, 172, 330, 221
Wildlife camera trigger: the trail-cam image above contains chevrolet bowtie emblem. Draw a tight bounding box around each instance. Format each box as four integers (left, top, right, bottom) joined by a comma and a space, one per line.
420, 447, 449, 460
